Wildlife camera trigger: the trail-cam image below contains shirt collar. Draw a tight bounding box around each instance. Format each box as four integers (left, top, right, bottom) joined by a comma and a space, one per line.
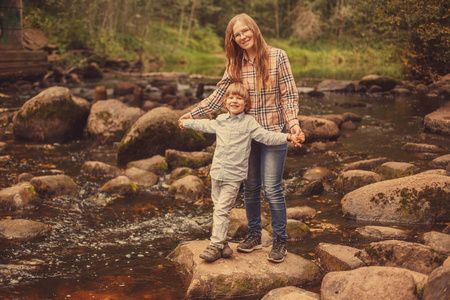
243, 50, 253, 64
227, 112, 246, 119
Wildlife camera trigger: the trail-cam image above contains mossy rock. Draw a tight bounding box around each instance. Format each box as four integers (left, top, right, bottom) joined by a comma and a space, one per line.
170, 240, 322, 299
359, 75, 397, 91
165, 149, 213, 169
341, 170, 450, 224
267, 219, 311, 241
12, 86, 89, 143
100, 176, 139, 195
335, 170, 383, 194
0, 182, 39, 211
117, 107, 213, 166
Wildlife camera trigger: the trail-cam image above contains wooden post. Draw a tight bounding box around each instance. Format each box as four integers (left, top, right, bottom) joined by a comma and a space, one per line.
0, 0, 23, 50
0, 0, 48, 80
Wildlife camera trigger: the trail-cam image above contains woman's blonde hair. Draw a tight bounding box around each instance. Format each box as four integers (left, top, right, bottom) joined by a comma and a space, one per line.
224, 82, 252, 113
224, 13, 271, 92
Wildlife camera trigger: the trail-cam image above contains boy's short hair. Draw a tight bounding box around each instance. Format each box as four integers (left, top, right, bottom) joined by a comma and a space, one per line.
225, 82, 252, 113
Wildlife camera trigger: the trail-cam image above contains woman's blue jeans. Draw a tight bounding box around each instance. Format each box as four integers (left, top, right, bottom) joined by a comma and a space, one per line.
244, 140, 288, 241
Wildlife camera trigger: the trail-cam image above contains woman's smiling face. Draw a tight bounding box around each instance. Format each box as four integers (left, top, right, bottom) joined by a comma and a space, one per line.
232, 20, 255, 53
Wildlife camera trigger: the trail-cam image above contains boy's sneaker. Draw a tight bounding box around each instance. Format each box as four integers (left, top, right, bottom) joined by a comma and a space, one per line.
268, 238, 287, 263
221, 242, 233, 258
237, 233, 262, 253
199, 245, 222, 262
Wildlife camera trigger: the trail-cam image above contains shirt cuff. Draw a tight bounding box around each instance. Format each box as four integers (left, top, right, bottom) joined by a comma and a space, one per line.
288, 119, 300, 130
183, 119, 194, 127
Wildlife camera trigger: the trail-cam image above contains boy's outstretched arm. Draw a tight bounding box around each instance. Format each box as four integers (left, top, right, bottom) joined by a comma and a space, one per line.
180, 118, 218, 134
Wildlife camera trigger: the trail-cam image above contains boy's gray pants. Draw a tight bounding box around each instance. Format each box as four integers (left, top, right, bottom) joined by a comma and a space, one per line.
210, 178, 242, 248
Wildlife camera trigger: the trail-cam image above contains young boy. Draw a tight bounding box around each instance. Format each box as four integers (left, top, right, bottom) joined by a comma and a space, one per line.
179, 82, 303, 262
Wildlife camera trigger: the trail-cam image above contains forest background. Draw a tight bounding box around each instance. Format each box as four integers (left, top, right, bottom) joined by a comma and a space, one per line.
23, 0, 449, 83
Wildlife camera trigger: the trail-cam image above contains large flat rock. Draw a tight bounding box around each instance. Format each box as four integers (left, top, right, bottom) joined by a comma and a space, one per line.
169, 240, 322, 299
341, 171, 450, 224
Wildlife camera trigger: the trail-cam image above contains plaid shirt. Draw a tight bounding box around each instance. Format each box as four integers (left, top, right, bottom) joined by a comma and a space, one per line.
189, 47, 299, 132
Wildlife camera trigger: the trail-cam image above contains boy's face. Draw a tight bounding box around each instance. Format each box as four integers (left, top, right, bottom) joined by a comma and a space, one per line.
225, 94, 246, 116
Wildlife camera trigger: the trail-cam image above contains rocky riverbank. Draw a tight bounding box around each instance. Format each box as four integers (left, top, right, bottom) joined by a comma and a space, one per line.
1, 72, 450, 298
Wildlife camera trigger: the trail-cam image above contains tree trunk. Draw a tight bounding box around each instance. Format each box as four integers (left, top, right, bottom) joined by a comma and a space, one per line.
177, 5, 186, 49
275, 0, 279, 38
184, 0, 197, 48
338, 0, 345, 40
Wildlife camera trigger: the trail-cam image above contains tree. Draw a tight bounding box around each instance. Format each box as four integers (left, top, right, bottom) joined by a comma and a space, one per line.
371, 0, 450, 82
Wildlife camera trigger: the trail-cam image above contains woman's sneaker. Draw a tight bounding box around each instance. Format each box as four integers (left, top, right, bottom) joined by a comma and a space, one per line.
237, 233, 262, 253
268, 238, 287, 263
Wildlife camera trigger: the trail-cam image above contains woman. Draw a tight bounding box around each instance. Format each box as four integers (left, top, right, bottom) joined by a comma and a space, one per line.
179, 13, 304, 263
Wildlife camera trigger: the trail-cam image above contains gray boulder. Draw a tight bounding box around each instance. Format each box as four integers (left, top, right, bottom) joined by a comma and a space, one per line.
285, 219, 311, 241
124, 167, 158, 187
302, 166, 332, 181
341, 171, 450, 224
320, 114, 345, 127
227, 208, 270, 239
439, 85, 450, 99
374, 161, 419, 179
401, 142, 445, 153
0, 182, 39, 211
81, 161, 123, 178
261, 286, 320, 300
356, 226, 410, 241
424, 102, 450, 135
422, 231, 450, 257
169, 240, 321, 299
30, 174, 78, 198
321, 266, 419, 300
423, 266, 450, 300
169, 167, 194, 183
341, 121, 358, 130
343, 157, 390, 171
356, 240, 443, 275
429, 154, 450, 169
168, 175, 206, 201
17, 172, 34, 183
315, 243, 364, 272
316, 80, 355, 93
126, 155, 168, 175
286, 206, 317, 221
0, 219, 50, 240
87, 99, 144, 144
392, 87, 411, 97
117, 107, 211, 166
12, 86, 89, 143
165, 149, 213, 169
359, 75, 397, 91
298, 116, 340, 142
100, 176, 139, 195
342, 112, 362, 122
335, 170, 383, 194
296, 180, 324, 196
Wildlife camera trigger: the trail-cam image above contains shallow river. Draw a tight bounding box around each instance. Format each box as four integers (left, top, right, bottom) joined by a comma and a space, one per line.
0, 78, 449, 299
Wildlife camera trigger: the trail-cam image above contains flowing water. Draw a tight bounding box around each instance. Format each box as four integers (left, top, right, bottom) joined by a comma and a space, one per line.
0, 77, 449, 299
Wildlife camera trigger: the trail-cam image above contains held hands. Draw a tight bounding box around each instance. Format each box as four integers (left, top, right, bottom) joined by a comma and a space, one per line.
288, 125, 306, 147
178, 112, 192, 130
288, 133, 304, 147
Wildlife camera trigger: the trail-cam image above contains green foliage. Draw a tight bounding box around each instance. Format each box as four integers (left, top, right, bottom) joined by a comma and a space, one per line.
22, 0, 448, 81
371, 0, 450, 82
271, 39, 402, 80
